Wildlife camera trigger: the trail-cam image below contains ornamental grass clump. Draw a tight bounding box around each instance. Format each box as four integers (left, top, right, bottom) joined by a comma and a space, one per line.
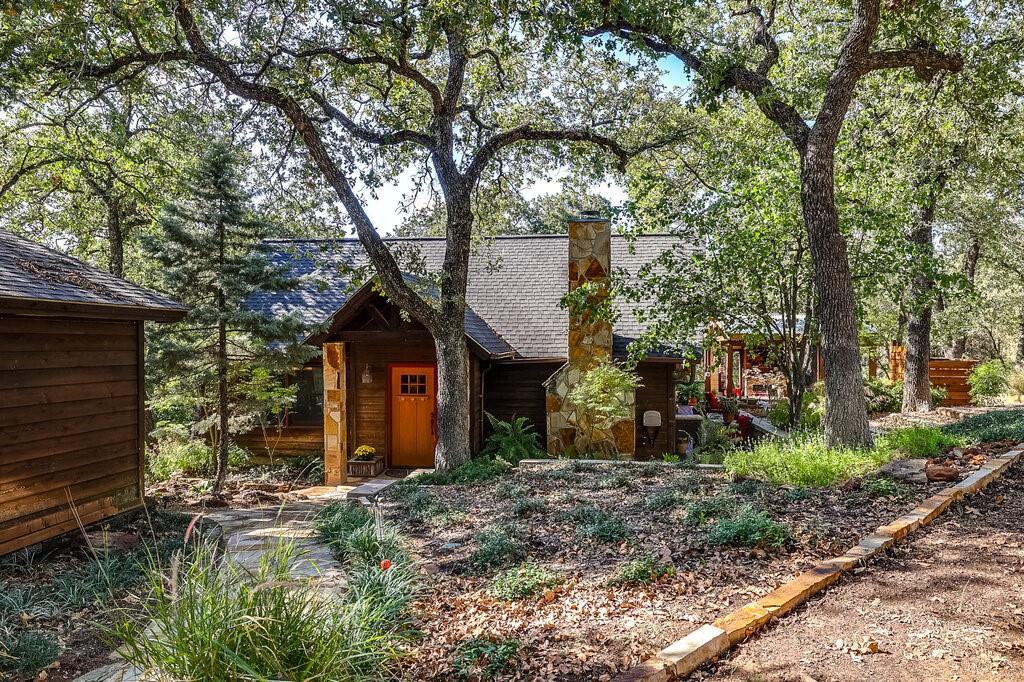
111, 537, 416, 681
725, 433, 893, 487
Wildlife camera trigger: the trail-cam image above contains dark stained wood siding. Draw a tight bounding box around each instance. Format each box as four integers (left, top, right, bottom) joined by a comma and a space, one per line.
235, 427, 324, 459
635, 362, 678, 460
482, 362, 561, 445
0, 315, 143, 556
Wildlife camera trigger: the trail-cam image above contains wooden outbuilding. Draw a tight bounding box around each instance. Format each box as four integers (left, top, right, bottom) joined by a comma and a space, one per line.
0, 230, 185, 556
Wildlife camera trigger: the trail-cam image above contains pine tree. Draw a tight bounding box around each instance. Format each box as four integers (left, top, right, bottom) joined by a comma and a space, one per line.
146, 142, 316, 494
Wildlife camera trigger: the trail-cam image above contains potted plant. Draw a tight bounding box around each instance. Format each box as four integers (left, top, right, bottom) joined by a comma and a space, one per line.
347, 444, 384, 477
677, 381, 703, 407
718, 396, 740, 425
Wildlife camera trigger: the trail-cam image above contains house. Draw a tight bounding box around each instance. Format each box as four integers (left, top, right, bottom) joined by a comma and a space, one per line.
239, 215, 694, 484
0, 230, 185, 556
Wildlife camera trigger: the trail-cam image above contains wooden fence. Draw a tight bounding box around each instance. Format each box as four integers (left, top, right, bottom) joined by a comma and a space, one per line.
928, 358, 976, 406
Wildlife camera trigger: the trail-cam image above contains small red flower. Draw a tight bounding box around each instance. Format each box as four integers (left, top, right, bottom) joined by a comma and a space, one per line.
380, 559, 392, 570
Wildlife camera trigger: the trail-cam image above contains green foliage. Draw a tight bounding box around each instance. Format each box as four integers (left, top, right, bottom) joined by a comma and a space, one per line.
488, 562, 561, 600
453, 637, 519, 681
725, 434, 894, 487
469, 527, 525, 574
943, 409, 1024, 443
495, 482, 531, 500
784, 487, 809, 502
405, 457, 510, 486
645, 488, 686, 511
111, 540, 414, 681
481, 414, 547, 465
595, 472, 632, 489
706, 507, 788, 549
566, 506, 628, 543
147, 440, 250, 481
661, 452, 681, 464
859, 477, 913, 500
694, 419, 735, 458
0, 631, 59, 677
609, 557, 675, 586
877, 426, 964, 459
969, 360, 1010, 405
676, 382, 703, 402
683, 497, 738, 526
728, 479, 761, 496
511, 498, 547, 517
566, 360, 642, 456
313, 502, 373, 559
865, 380, 951, 413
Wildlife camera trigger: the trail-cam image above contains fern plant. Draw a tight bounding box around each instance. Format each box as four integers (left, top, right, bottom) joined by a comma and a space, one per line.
481, 414, 546, 466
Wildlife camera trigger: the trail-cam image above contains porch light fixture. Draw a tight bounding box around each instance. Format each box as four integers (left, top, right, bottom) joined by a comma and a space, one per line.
361, 364, 373, 384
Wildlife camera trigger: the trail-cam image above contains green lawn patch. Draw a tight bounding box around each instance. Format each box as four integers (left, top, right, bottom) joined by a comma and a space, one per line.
942, 409, 1024, 444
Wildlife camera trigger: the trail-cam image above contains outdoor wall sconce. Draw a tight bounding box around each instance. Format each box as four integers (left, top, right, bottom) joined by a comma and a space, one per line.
641, 410, 662, 446
361, 364, 373, 384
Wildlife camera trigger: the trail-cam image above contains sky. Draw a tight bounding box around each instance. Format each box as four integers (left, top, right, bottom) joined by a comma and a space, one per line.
360, 54, 688, 235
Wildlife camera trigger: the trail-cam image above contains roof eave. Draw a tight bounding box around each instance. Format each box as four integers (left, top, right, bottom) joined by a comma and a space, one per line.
0, 296, 187, 322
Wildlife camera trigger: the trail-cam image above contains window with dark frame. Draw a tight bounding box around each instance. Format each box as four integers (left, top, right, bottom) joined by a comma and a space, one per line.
287, 367, 324, 426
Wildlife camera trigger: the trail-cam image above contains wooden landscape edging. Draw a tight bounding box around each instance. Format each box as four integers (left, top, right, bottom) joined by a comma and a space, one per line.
616, 446, 1024, 682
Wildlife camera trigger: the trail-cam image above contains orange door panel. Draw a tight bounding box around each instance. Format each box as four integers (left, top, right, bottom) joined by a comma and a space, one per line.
390, 366, 436, 468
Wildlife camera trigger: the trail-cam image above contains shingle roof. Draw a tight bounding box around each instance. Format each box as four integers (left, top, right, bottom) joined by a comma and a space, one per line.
0, 230, 186, 321
247, 234, 695, 360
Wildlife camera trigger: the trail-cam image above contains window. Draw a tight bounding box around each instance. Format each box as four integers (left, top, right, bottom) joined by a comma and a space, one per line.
288, 368, 324, 426
399, 374, 427, 395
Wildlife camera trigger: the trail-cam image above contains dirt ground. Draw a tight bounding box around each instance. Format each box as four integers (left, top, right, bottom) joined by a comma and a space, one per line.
707, 460, 1024, 682
380, 461, 950, 681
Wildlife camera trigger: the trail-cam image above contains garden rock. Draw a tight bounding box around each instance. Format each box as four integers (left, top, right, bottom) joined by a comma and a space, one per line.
878, 459, 928, 485
926, 463, 960, 482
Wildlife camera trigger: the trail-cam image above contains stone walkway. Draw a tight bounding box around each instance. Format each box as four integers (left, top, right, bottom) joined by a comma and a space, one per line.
73, 493, 382, 682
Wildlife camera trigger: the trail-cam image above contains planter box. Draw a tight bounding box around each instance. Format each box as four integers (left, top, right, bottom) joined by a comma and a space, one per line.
347, 456, 385, 478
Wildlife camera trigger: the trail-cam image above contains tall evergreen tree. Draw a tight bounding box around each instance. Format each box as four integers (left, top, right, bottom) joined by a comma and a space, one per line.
146, 142, 315, 494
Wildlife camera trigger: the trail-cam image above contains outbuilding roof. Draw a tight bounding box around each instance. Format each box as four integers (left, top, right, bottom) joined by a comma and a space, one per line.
0, 230, 186, 321
247, 234, 695, 361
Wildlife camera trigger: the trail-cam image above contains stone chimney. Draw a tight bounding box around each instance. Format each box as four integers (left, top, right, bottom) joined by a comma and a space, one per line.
544, 212, 635, 457
567, 211, 613, 367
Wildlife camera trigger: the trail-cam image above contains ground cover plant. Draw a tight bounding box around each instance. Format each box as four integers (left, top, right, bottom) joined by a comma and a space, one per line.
376, 452, 982, 681
943, 409, 1024, 444
0, 508, 200, 681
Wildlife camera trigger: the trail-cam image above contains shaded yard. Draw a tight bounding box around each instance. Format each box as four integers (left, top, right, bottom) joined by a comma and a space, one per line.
379, 460, 943, 681
708, 457, 1024, 682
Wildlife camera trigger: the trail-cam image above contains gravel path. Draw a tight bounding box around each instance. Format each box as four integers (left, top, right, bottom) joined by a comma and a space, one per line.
706, 460, 1024, 681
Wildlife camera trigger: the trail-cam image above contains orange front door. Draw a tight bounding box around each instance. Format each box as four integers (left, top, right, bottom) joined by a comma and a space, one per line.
390, 365, 437, 468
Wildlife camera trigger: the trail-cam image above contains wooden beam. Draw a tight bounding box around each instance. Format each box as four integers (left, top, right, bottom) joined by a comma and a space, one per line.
322, 342, 348, 485
332, 330, 433, 342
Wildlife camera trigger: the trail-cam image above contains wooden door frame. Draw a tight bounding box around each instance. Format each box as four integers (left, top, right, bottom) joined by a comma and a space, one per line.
385, 362, 438, 468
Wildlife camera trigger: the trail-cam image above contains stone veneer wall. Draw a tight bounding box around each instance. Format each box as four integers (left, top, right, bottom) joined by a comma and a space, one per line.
544, 217, 636, 456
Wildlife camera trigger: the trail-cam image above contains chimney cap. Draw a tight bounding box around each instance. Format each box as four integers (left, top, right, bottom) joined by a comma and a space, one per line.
571, 209, 607, 222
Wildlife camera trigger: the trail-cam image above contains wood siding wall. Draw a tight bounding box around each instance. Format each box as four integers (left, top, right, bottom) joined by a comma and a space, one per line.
0, 316, 143, 556
234, 427, 323, 460
483, 362, 561, 444
635, 362, 677, 460
347, 339, 438, 465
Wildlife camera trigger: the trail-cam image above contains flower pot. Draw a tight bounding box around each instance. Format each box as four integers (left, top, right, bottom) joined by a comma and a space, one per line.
347, 456, 385, 478
687, 397, 698, 407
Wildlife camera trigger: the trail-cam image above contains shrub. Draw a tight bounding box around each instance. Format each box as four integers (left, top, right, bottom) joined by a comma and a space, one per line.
469, 527, 525, 574
569, 507, 628, 543
610, 557, 675, 586
706, 507, 788, 548
865, 379, 948, 412
489, 562, 561, 600
662, 452, 681, 464
482, 414, 547, 466
147, 440, 249, 481
683, 497, 737, 526
645, 489, 686, 511
111, 540, 415, 681
766, 400, 791, 429
725, 434, 893, 487
877, 426, 964, 459
454, 637, 518, 681
405, 457, 510, 486
969, 360, 1009, 405
694, 419, 735, 459
511, 498, 547, 517
943, 409, 1024, 443
0, 631, 59, 677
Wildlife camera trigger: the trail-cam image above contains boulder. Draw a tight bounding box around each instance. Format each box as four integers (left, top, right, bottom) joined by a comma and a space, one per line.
925, 463, 960, 482
877, 458, 928, 485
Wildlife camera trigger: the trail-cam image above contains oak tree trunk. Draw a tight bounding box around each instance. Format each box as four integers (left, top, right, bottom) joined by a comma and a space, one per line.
902, 181, 943, 413
950, 236, 981, 358
799, 144, 872, 447
433, 324, 472, 470
1016, 306, 1024, 365
106, 201, 125, 279
214, 222, 229, 494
